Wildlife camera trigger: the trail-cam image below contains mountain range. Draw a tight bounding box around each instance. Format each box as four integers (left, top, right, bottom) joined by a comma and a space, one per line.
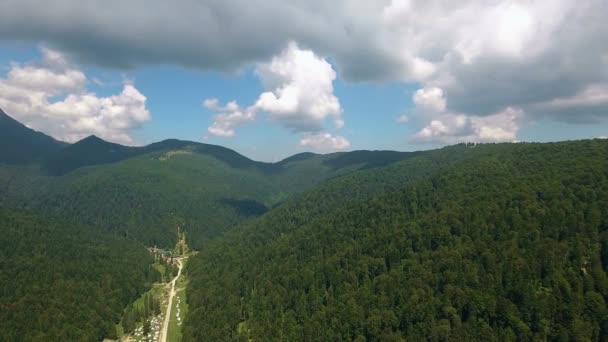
1, 108, 608, 341
0, 109, 415, 248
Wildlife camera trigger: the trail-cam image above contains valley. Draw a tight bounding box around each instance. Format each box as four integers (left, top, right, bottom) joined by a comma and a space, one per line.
1, 2, 607, 340
117, 231, 192, 342
1, 108, 608, 341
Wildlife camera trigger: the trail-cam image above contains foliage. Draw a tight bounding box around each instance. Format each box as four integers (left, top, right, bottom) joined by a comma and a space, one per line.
0, 209, 157, 341
183, 140, 608, 341
0, 143, 411, 250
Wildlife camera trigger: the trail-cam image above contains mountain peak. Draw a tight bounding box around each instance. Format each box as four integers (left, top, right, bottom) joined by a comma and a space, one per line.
79, 135, 105, 143
0, 109, 66, 164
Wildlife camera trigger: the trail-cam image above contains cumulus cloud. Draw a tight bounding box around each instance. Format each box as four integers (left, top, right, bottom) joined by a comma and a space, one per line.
413, 87, 447, 113
414, 108, 522, 144
410, 86, 522, 144
0, 48, 150, 144
3, 0, 608, 143
205, 42, 349, 150
204, 99, 255, 137
253, 42, 342, 132
299, 132, 351, 151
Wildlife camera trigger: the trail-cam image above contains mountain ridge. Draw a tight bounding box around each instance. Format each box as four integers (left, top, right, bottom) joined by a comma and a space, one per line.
0, 108, 67, 164
1, 108, 416, 175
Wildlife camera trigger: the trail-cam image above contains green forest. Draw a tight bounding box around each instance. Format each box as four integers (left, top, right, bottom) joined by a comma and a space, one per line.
0, 209, 159, 341
3, 107, 608, 341
183, 140, 608, 341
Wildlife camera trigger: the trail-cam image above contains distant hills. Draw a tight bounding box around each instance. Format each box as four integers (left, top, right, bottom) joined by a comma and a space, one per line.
184, 139, 608, 341
0, 108, 413, 176
0, 108, 415, 248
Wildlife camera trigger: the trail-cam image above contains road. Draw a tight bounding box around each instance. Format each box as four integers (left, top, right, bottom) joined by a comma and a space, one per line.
159, 258, 182, 342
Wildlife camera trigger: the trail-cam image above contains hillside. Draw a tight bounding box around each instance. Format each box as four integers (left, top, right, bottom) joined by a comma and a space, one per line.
0, 209, 158, 341
28, 147, 414, 249
0, 126, 415, 249
42, 136, 273, 176
183, 140, 608, 341
0, 109, 66, 164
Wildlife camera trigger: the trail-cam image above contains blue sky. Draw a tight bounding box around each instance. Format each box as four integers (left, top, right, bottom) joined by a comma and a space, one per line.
0, 42, 427, 161
1, 1, 607, 161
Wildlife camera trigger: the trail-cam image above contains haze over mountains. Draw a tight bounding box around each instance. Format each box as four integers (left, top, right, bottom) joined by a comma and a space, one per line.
1, 108, 608, 341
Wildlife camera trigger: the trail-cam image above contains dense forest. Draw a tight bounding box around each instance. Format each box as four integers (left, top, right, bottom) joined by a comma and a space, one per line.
4, 108, 608, 341
184, 140, 608, 341
0, 108, 417, 250
0, 143, 409, 250
0, 209, 158, 341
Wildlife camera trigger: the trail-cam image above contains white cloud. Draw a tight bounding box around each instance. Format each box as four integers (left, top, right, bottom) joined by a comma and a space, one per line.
204, 99, 255, 137
253, 41, 342, 132
414, 108, 521, 144
206, 42, 345, 147
299, 132, 351, 151
413, 87, 447, 113
410, 84, 522, 144
0, 48, 150, 144
4, 1, 607, 143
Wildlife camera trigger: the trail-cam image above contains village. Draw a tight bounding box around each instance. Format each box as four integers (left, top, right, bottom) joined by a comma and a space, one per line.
116, 228, 191, 342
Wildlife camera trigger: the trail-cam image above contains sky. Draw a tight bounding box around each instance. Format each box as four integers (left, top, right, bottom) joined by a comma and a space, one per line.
0, 0, 607, 161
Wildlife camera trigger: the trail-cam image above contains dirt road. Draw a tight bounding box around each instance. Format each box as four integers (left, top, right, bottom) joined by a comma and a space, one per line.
159, 259, 182, 342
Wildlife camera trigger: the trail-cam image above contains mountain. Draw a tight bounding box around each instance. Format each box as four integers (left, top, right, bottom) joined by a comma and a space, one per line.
42, 135, 138, 175
183, 140, 608, 341
0, 208, 157, 341
3, 105, 608, 340
0, 110, 421, 249
0, 108, 66, 164
13, 145, 416, 249
43, 136, 272, 176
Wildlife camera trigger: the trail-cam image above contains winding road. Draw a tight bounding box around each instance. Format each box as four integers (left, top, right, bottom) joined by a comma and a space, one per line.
159, 259, 182, 342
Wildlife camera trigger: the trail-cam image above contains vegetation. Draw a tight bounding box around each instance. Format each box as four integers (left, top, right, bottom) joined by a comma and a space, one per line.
122, 292, 162, 334
184, 140, 608, 341
5, 108, 608, 341
0, 121, 412, 250
0, 209, 158, 341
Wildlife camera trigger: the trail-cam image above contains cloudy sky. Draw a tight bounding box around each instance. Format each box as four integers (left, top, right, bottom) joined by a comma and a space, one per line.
1, 0, 607, 161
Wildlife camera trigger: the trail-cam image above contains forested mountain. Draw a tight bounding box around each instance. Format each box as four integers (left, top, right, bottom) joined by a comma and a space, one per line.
183, 140, 608, 341
0, 209, 158, 341
41, 136, 272, 176
0, 109, 66, 164
0, 109, 416, 249
6, 107, 607, 341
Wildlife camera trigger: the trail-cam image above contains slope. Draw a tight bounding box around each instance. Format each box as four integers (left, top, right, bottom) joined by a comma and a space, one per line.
1, 143, 416, 249
0, 112, 418, 249
41, 136, 272, 176
0, 209, 158, 341
183, 140, 608, 341
0, 108, 66, 164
